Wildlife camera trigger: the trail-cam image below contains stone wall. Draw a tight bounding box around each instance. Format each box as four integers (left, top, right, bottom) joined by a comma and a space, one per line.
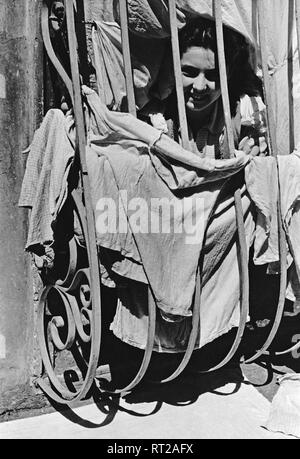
0, 0, 43, 417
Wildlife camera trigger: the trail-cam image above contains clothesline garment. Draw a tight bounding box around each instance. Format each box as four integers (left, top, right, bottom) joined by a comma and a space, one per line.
245, 151, 300, 270
110, 178, 255, 352
18, 87, 300, 352
246, 151, 300, 307
151, 94, 268, 159
83, 87, 300, 352
110, 151, 300, 352
79, 87, 253, 351
84, 86, 250, 319
90, 2, 258, 112
117, 0, 255, 43
92, 20, 169, 111
18, 109, 75, 252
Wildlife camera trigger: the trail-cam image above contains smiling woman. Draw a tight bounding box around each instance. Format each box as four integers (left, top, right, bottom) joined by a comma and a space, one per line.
181, 46, 221, 117
149, 17, 268, 159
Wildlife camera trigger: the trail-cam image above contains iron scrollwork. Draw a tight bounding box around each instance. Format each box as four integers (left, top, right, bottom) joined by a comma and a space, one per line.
37, 189, 102, 404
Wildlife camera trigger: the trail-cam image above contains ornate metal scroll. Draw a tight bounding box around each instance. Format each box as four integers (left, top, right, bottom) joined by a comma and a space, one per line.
37, 0, 102, 404
38, 0, 157, 403
37, 189, 102, 404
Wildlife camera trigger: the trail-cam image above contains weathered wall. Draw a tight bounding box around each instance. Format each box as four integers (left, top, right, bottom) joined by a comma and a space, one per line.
0, 0, 43, 415
0, 0, 116, 419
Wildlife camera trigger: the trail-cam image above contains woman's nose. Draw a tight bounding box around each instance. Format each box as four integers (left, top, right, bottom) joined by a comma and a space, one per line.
193, 73, 207, 92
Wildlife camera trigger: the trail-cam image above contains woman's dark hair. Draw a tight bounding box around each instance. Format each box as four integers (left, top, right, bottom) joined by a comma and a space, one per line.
178, 17, 263, 115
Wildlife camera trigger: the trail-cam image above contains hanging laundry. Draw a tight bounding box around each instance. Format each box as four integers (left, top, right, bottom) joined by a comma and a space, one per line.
19, 87, 300, 352
18, 109, 75, 252
110, 181, 255, 352
92, 20, 167, 110
245, 151, 300, 310
83, 86, 250, 320
245, 156, 279, 266
115, 0, 186, 39
278, 151, 300, 273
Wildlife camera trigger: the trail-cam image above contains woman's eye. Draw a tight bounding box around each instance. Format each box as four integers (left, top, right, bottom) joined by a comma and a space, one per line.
181, 67, 199, 78
205, 70, 219, 82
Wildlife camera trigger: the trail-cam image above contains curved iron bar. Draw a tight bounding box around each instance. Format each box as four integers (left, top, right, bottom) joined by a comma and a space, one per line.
69, 293, 92, 344
37, 285, 82, 401
64, 0, 102, 399
92, 0, 161, 395
267, 0, 300, 358
118, 0, 197, 385
42, 0, 74, 104
37, 0, 102, 404
38, 196, 157, 401
154, 1, 250, 377
194, 0, 249, 373
151, 271, 201, 384
61, 1, 156, 397
139, 3, 199, 383
64, 268, 93, 343
104, 289, 156, 395
47, 289, 77, 352
37, 213, 99, 403
168, 0, 190, 149
71, 113, 156, 393
199, 189, 250, 373
151, 0, 248, 383
119, 0, 137, 116
153, 0, 250, 378
56, 237, 78, 288
269, 338, 300, 357
214, 0, 235, 160
243, 0, 288, 364
39, 0, 289, 398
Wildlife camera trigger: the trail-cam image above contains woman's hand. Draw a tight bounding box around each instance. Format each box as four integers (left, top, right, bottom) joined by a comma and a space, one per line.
239, 136, 268, 157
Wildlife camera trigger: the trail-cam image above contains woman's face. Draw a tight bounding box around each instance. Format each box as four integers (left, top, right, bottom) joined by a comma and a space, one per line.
181, 46, 221, 114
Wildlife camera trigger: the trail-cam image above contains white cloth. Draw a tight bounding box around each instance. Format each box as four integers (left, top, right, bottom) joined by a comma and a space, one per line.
245, 151, 300, 306
265, 373, 300, 439
84, 86, 249, 318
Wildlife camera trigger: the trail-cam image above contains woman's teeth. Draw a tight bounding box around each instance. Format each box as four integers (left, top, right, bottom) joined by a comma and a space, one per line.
192, 93, 208, 101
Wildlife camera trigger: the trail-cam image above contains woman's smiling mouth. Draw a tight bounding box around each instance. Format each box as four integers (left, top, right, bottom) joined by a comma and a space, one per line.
191, 93, 210, 102
185, 88, 222, 112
